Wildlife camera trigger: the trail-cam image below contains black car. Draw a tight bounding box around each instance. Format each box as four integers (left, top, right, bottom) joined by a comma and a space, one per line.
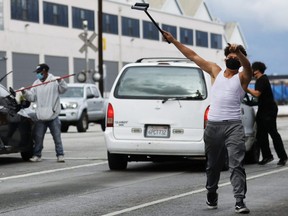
0, 84, 34, 161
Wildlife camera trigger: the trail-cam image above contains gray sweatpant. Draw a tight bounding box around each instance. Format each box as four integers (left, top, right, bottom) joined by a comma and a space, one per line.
204, 120, 247, 200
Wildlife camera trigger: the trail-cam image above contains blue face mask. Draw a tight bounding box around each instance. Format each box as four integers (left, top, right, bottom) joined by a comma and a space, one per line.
36, 73, 44, 80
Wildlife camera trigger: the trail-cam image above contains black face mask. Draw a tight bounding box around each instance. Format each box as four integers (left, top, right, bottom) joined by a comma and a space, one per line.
226, 58, 241, 70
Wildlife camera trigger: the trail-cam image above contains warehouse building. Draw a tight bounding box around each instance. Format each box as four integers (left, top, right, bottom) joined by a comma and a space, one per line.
0, 0, 246, 95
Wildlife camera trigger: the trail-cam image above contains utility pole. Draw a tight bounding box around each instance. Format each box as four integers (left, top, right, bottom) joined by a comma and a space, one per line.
98, 0, 104, 96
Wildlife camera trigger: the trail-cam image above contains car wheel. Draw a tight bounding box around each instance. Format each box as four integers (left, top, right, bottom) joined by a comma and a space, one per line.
99, 119, 106, 131
77, 111, 88, 132
61, 123, 69, 133
21, 150, 33, 161
245, 141, 260, 164
107, 151, 128, 170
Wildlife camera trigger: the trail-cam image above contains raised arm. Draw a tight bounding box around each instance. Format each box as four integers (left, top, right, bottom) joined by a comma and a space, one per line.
162, 31, 221, 79
232, 44, 252, 89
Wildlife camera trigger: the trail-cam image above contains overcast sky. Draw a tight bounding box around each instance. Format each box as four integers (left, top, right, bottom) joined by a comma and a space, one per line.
204, 0, 288, 75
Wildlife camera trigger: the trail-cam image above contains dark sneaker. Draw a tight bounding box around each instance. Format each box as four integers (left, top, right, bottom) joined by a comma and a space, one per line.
258, 157, 273, 165
235, 200, 250, 214
277, 158, 287, 166
206, 192, 218, 209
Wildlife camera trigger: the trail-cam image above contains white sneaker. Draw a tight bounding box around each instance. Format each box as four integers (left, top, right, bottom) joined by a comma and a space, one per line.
57, 155, 65, 163
29, 156, 42, 162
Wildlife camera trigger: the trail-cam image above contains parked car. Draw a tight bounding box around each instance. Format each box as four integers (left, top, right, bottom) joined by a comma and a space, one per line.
0, 84, 34, 161
241, 94, 259, 164
59, 83, 107, 132
104, 58, 259, 170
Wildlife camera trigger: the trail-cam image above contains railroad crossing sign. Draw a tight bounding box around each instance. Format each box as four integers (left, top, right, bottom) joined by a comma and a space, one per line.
79, 32, 98, 53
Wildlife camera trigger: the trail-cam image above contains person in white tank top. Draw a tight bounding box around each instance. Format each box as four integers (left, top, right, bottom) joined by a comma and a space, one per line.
163, 31, 252, 214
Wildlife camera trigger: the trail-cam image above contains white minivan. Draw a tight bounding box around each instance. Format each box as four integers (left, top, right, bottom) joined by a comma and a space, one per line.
104, 58, 258, 170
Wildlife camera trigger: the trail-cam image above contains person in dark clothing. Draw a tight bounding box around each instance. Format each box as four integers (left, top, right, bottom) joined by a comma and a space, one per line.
247, 61, 287, 166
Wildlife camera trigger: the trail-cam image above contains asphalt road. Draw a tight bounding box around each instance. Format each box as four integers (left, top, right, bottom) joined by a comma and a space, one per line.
0, 118, 288, 216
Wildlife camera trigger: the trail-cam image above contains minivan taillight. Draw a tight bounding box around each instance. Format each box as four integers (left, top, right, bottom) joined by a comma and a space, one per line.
204, 106, 210, 128
107, 103, 114, 127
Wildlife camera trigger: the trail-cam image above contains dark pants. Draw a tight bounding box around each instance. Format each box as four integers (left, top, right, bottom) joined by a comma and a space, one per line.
204, 120, 247, 200
256, 110, 287, 160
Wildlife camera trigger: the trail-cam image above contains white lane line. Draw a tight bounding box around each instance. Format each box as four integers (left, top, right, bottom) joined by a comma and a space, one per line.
101, 166, 288, 216
40, 157, 106, 160
0, 161, 107, 181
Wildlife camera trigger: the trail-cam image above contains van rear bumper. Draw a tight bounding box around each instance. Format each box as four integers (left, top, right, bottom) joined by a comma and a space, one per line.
104, 129, 205, 156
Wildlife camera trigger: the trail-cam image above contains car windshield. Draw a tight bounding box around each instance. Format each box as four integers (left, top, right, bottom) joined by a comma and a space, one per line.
60, 87, 83, 98
114, 66, 207, 100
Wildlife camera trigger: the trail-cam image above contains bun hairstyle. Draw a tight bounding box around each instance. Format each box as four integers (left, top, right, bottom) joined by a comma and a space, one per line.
224, 44, 247, 57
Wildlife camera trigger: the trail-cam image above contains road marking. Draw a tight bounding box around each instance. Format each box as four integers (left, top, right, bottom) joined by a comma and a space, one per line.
0, 161, 107, 181
101, 166, 288, 216
41, 157, 107, 160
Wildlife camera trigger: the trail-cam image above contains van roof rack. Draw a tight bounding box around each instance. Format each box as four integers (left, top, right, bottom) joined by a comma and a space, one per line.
135, 57, 193, 63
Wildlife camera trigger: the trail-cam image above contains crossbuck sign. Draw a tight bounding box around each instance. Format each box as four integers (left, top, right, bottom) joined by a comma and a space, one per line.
79, 32, 98, 53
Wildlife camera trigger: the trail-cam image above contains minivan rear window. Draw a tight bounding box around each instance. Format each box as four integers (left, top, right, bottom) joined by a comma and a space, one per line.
114, 66, 207, 100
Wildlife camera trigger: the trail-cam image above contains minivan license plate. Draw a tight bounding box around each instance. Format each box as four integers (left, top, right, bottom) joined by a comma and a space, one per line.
145, 125, 169, 138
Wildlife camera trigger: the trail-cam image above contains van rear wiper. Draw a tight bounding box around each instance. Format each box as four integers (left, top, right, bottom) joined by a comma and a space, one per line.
162, 90, 203, 103
162, 95, 203, 104
162, 96, 191, 104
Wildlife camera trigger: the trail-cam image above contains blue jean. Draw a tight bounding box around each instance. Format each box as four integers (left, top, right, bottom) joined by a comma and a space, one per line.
33, 117, 64, 157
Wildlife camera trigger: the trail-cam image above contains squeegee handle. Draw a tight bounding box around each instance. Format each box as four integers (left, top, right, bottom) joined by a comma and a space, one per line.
15, 73, 75, 92
144, 11, 171, 44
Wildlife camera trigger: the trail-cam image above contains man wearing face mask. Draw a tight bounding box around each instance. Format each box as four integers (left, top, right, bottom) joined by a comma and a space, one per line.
163, 31, 252, 214
21, 63, 68, 163
247, 61, 287, 166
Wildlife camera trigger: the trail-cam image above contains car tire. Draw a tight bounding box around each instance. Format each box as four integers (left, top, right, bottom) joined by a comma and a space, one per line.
107, 151, 128, 170
99, 119, 106, 131
245, 141, 260, 164
21, 150, 33, 161
61, 123, 69, 133
77, 111, 88, 132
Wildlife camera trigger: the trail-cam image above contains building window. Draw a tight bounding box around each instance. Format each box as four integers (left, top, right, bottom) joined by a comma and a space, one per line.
196, 30, 208, 47
102, 13, 118, 34
11, 0, 39, 23
143, 20, 159, 41
180, 27, 193, 45
162, 24, 177, 42
122, 17, 139, 38
72, 7, 94, 31
43, 2, 68, 27
211, 33, 222, 49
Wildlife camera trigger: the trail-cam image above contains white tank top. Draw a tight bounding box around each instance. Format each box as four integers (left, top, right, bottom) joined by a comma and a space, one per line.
208, 70, 245, 121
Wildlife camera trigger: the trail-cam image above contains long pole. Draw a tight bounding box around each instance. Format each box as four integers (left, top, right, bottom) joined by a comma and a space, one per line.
98, 0, 104, 96
15, 74, 75, 92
